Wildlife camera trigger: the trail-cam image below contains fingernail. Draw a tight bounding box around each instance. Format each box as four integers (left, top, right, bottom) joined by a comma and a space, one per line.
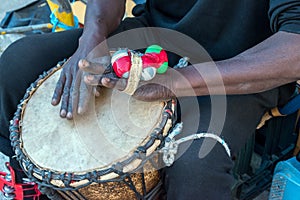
83, 76, 88, 83
80, 59, 89, 68
78, 107, 83, 114
104, 77, 110, 83
60, 109, 66, 117
51, 99, 57, 105
84, 76, 94, 84
78, 59, 84, 68
67, 112, 73, 119
95, 91, 100, 97
87, 75, 94, 81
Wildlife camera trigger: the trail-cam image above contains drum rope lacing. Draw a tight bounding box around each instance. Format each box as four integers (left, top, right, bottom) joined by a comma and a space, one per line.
160, 122, 231, 167
9, 60, 177, 200
9, 58, 230, 199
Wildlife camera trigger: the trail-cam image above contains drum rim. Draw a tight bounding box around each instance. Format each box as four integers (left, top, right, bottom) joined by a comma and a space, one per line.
9, 60, 176, 190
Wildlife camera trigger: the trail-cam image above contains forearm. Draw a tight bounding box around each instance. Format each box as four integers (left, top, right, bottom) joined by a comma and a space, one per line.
79, 0, 126, 50
174, 31, 300, 96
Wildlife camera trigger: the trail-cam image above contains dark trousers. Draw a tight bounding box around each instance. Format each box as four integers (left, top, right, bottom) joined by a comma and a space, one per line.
0, 20, 294, 199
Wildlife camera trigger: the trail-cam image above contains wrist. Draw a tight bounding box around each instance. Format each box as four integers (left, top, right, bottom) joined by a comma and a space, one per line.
77, 31, 107, 56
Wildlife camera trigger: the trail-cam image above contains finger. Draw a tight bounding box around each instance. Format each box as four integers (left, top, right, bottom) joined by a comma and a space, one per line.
101, 77, 127, 91
94, 86, 101, 97
71, 70, 82, 117
60, 74, 72, 118
78, 79, 93, 114
83, 74, 102, 86
66, 80, 78, 120
100, 77, 116, 89
51, 72, 66, 105
66, 94, 73, 120
78, 58, 109, 74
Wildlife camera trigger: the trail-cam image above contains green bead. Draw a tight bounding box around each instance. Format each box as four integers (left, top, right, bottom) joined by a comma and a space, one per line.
145, 44, 162, 54
146, 45, 169, 74
157, 62, 168, 74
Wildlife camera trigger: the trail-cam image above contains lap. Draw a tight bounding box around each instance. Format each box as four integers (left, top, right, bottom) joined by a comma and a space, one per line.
164, 85, 294, 199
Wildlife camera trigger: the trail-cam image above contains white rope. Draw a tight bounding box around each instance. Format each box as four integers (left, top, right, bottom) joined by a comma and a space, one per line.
174, 57, 189, 69
160, 122, 231, 166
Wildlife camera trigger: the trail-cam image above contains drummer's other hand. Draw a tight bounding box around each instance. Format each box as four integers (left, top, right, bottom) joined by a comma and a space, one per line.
98, 75, 175, 102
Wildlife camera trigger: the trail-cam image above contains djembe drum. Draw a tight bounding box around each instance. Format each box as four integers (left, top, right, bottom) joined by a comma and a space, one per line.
9, 61, 176, 200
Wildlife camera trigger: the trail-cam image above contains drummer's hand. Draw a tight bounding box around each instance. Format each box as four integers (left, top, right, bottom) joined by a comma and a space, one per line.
77, 56, 111, 106
83, 64, 175, 101
51, 52, 82, 119
51, 52, 110, 119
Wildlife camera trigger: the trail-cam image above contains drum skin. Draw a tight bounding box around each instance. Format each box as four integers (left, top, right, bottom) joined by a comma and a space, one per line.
12, 66, 173, 200
22, 69, 164, 172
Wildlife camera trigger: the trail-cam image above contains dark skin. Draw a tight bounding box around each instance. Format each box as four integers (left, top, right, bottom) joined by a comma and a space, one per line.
51, 0, 125, 119
52, 0, 300, 117
81, 31, 300, 100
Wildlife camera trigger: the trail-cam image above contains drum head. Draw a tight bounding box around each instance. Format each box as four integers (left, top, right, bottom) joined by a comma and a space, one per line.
21, 69, 165, 173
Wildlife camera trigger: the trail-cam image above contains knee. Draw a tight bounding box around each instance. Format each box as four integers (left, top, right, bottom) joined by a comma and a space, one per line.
164, 141, 235, 199
0, 37, 31, 83
1, 36, 32, 62
0, 36, 46, 89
